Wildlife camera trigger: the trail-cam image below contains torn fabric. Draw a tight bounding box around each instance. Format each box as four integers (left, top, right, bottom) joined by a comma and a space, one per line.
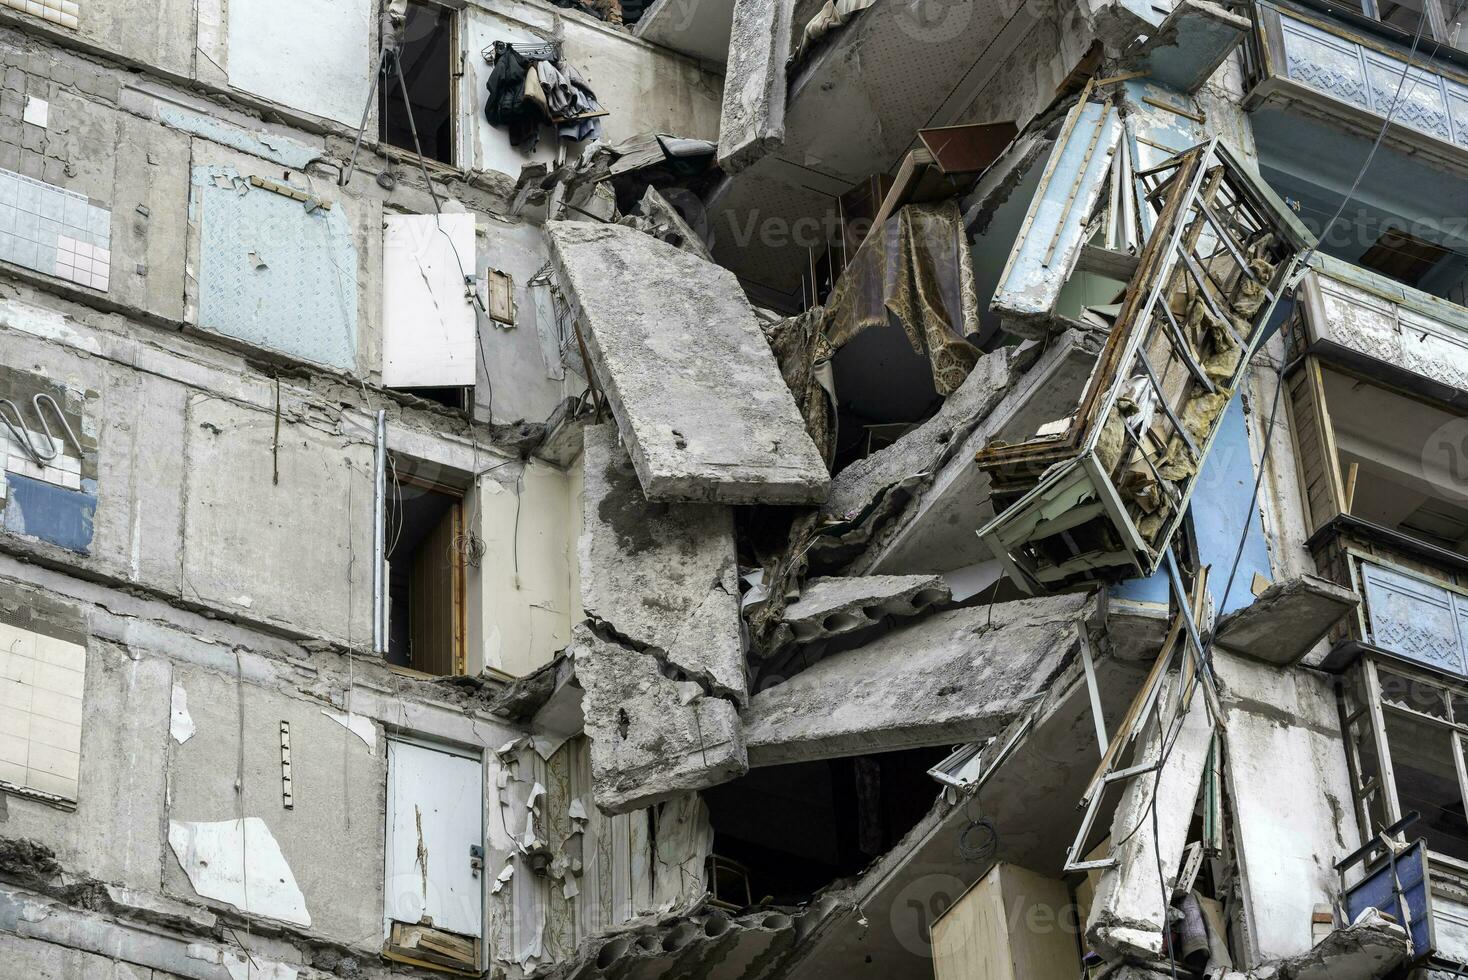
823, 200, 981, 397
793, 0, 879, 61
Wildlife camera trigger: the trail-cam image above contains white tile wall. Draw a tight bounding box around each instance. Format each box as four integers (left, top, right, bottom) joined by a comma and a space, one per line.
0, 0, 79, 29
1, 426, 83, 490
0, 169, 109, 292
0, 621, 84, 802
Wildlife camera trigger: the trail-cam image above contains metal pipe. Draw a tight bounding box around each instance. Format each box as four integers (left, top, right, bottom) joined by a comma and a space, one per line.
373, 409, 387, 654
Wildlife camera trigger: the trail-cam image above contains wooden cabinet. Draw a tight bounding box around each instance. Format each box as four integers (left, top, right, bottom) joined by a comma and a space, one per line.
931, 863, 1080, 980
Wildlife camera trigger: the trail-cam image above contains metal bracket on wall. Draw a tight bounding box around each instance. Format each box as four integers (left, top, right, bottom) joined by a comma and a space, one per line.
280, 721, 294, 810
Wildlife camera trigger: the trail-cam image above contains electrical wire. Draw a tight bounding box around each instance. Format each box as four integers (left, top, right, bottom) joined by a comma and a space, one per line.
1104, 9, 1437, 965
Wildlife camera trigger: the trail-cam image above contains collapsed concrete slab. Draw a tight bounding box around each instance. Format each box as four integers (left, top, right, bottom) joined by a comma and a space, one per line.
1212, 575, 1358, 667
572, 624, 748, 814
546, 221, 829, 505
743, 593, 1093, 766
855, 329, 1102, 575
581, 423, 745, 697
1129, 0, 1250, 93
618, 186, 715, 262
781, 574, 951, 644
542, 895, 848, 980
1087, 675, 1214, 963
717, 0, 793, 174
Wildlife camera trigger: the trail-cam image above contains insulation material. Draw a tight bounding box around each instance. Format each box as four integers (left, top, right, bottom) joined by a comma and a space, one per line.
225, 0, 373, 127
761, 306, 836, 465
170, 682, 195, 744
191, 167, 358, 371
792, 0, 878, 60
167, 818, 311, 926
992, 98, 1122, 334
382, 213, 479, 388
823, 199, 981, 397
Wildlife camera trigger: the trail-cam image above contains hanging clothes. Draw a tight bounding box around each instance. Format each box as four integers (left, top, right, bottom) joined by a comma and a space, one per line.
484, 43, 608, 149
484, 46, 541, 150
533, 61, 605, 142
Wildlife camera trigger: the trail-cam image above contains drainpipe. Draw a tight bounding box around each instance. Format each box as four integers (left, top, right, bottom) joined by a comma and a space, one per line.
373, 409, 387, 654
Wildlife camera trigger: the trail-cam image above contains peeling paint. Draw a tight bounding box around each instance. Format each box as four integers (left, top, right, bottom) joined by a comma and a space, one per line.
320, 709, 375, 753
169, 683, 194, 744
167, 818, 311, 927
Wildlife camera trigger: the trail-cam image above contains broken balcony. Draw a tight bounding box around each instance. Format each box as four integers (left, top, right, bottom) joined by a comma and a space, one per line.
972, 134, 1311, 593
1245, 0, 1468, 174
1330, 661, 1468, 968
1285, 258, 1468, 677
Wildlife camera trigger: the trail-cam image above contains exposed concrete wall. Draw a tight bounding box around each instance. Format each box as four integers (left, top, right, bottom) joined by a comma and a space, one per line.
0, 24, 695, 428
1217, 650, 1359, 963
164, 662, 385, 940
0, 553, 612, 967
0, 286, 509, 649
475, 453, 584, 678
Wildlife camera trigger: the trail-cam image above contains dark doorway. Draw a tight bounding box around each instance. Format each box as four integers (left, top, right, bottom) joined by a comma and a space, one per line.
382, 1, 455, 165
385, 466, 466, 676
701, 745, 950, 907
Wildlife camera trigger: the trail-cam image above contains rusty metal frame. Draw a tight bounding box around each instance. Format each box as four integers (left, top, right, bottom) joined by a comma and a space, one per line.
976, 138, 1312, 592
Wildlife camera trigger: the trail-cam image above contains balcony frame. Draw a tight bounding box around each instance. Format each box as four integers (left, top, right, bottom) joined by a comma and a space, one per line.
1245, 0, 1468, 173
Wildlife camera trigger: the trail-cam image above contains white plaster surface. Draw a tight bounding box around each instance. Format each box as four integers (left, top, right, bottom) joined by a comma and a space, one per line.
168, 818, 311, 926
226, 0, 373, 126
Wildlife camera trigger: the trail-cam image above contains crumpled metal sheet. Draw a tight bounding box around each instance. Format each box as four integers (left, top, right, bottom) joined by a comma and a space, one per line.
824, 200, 981, 397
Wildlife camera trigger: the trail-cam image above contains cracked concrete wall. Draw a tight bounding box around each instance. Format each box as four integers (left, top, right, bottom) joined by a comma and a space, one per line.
572, 623, 748, 814
1216, 650, 1359, 964
580, 422, 745, 697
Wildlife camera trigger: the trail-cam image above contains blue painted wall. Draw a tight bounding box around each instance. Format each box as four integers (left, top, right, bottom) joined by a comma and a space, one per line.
3, 474, 97, 554
1112, 394, 1272, 615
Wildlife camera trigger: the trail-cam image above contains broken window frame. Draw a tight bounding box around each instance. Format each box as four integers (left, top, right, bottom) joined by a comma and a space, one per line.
1340, 653, 1468, 876
380, 456, 471, 679
976, 138, 1312, 593
379, 0, 462, 170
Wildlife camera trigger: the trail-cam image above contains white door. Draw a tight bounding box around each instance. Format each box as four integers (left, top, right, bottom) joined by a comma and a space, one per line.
384, 738, 484, 939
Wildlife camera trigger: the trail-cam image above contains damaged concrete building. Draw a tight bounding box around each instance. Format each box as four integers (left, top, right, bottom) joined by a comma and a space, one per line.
4, 0, 1468, 977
